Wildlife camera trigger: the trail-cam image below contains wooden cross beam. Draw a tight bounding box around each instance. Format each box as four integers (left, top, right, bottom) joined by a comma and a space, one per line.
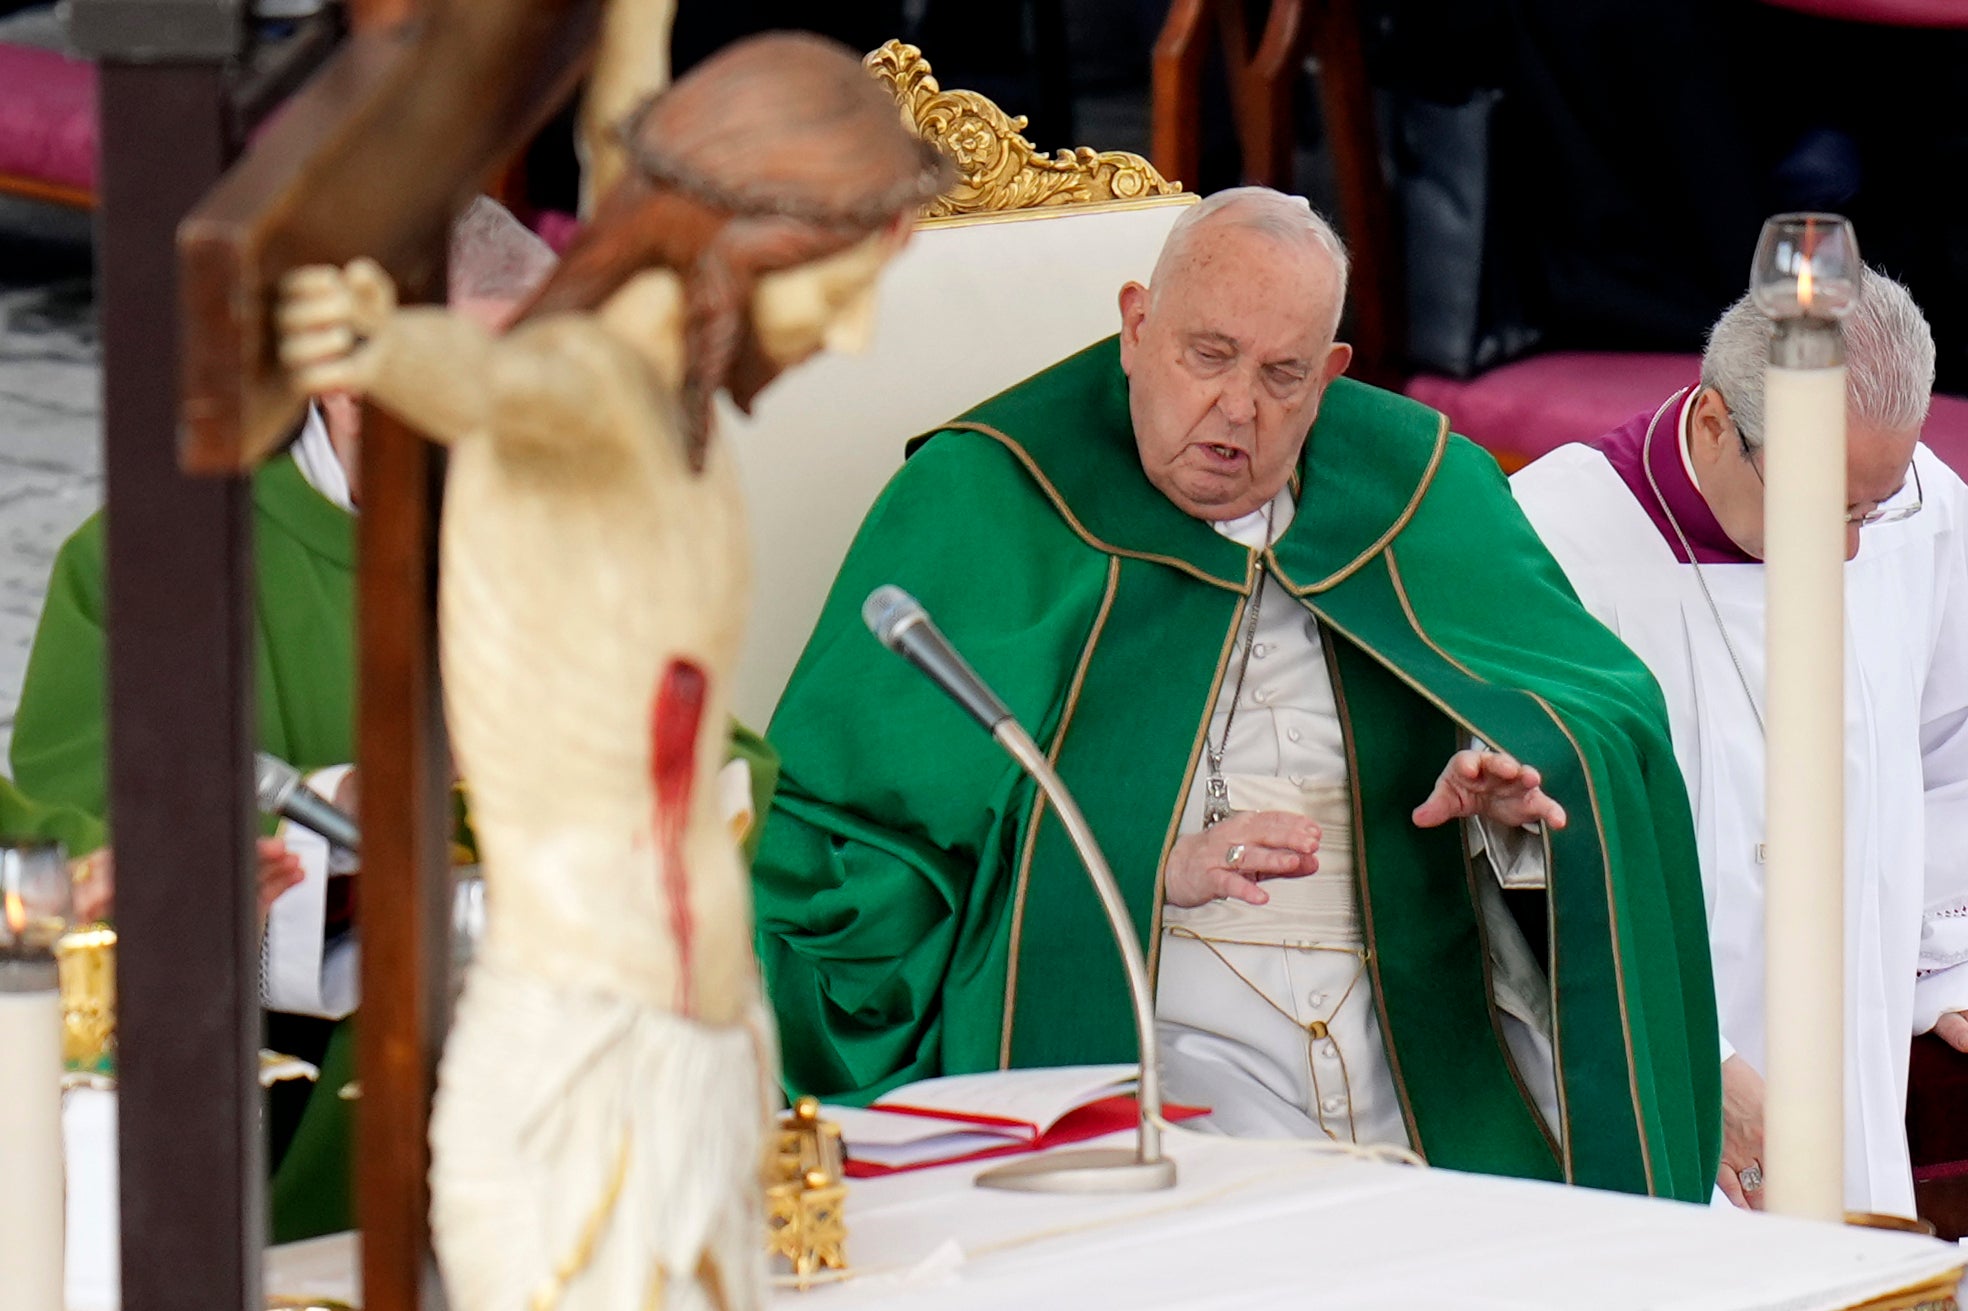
181, 0, 602, 472
172, 4, 602, 1309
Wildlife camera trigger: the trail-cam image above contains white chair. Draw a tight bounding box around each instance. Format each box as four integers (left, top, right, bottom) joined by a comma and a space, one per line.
722, 42, 1195, 725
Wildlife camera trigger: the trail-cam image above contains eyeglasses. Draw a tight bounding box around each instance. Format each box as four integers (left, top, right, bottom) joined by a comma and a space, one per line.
1733, 413, 1925, 527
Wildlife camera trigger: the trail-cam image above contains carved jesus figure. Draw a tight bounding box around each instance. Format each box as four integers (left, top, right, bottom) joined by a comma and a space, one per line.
277, 34, 950, 1311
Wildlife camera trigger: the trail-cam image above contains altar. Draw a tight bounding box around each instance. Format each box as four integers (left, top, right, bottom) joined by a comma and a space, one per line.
244, 1129, 1968, 1311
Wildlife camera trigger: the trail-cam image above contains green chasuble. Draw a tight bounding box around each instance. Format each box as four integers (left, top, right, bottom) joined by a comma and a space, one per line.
756, 338, 1721, 1202
12, 451, 359, 1241
0, 773, 103, 856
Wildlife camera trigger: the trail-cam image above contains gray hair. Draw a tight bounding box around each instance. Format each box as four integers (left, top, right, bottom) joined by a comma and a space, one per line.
1150, 186, 1351, 339
1701, 265, 1935, 448
448, 196, 558, 305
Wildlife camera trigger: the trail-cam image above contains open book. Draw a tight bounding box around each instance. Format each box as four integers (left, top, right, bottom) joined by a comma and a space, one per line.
822, 1065, 1207, 1177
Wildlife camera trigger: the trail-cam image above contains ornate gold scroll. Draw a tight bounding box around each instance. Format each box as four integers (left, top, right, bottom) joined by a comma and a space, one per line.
865, 39, 1182, 222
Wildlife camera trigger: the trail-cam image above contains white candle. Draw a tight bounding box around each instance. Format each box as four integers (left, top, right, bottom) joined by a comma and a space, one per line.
0, 960, 67, 1311
1761, 356, 1848, 1221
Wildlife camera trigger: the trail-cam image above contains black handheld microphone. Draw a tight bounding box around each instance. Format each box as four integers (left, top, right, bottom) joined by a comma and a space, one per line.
861, 585, 1013, 732
255, 752, 361, 853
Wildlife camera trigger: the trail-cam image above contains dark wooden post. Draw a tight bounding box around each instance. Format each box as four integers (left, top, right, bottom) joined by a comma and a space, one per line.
89, 45, 259, 1311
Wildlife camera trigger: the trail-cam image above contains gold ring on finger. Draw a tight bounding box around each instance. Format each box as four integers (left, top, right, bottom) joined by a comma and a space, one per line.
1224, 843, 1246, 869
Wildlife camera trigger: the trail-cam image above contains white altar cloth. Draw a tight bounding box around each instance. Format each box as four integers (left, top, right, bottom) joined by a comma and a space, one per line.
251, 1129, 1968, 1311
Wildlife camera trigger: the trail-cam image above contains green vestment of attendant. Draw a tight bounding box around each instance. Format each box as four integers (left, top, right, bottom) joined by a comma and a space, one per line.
12, 451, 359, 1242
0, 774, 103, 856
755, 339, 1722, 1202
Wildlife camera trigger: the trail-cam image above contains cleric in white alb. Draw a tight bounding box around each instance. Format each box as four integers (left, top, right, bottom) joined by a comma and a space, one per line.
1510, 269, 1968, 1218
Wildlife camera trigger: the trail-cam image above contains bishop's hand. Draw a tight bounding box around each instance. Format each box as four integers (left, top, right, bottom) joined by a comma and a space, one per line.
1716, 1054, 1767, 1211
1411, 748, 1567, 832
1936, 1011, 1968, 1054
1164, 810, 1321, 909
277, 258, 399, 396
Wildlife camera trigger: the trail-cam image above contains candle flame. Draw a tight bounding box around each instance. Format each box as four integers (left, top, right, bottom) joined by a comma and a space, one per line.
3, 886, 23, 937
1798, 257, 1815, 310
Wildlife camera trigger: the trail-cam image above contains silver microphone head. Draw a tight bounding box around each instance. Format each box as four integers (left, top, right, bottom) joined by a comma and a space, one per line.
254, 751, 301, 812
862, 585, 927, 650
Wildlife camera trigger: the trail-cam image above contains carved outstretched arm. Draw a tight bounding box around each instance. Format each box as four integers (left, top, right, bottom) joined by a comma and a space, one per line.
279, 260, 608, 454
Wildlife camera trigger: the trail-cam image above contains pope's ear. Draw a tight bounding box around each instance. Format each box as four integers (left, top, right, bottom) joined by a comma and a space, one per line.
1118, 281, 1150, 366
1322, 341, 1353, 386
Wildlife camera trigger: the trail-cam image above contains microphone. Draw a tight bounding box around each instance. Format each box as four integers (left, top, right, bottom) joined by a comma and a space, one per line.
861, 585, 1012, 732
861, 586, 1175, 1194
255, 752, 360, 853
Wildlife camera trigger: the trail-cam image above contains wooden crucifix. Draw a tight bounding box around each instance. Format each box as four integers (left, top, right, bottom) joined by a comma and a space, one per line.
171, 3, 667, 1308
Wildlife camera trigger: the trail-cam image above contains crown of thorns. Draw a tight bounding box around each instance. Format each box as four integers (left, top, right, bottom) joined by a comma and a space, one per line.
616, 96, 955, 230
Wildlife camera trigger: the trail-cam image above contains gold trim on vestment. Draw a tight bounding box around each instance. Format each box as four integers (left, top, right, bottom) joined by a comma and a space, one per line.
1523, 688, 1657, 1197
943, 423, 1254, 594
1281, 410, 1451, 595
1538, 820, 1576, 1182
1001, 555, 1122, 1067
1322, 631, 1427, 1157
1387, 548, 1604, 1182
1300, 572, 1629, 1171
1147, 559, 1258, 987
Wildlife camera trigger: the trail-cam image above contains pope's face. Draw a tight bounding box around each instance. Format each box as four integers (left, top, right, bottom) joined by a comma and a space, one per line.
1118, 223, 1351, 522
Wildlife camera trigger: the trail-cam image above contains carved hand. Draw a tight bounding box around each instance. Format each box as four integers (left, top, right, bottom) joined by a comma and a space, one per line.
277, 258, 400, 396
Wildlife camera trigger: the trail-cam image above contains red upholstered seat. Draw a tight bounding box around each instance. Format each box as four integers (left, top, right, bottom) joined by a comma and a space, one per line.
1405, 352, 1968, 480
0, 42, 96, 204
1908, 1034, 1968, 1239
1908, 1034, 1968, 1173
1759, 0, 1968, 27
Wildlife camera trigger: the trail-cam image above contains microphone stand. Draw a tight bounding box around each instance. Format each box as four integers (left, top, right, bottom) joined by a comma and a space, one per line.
973, 720, 1176, 1194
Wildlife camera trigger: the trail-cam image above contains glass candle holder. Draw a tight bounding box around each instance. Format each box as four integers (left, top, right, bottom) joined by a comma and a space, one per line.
1751, 213, 1860, 322
1, 839, 71, 978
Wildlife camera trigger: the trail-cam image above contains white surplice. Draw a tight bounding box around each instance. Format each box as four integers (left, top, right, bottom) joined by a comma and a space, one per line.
1512, 433, 1968, 1216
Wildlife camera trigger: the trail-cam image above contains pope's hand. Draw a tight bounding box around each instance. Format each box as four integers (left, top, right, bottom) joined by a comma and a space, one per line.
1936, 1011, 1968, 1053
277, 258, 398, 396
1716, 1054, 1767, 1211
1411, 749, 1567, 832
68, 838, 303, 932
1164, 810, 1320, 908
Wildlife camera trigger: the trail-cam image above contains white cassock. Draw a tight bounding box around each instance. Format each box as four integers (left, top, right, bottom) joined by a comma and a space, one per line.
1511, 393, 1968, 1215
1154, 489, 1560, 1149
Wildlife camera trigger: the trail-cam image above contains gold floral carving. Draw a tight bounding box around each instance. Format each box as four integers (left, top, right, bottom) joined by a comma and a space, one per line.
865, 40, 1182, 221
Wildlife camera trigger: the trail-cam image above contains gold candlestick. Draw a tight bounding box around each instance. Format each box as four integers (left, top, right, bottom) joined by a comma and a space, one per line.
56, 926, 116, 1077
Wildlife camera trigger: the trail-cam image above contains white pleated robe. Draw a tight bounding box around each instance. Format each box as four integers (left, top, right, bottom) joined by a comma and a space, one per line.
1512, 437, 1968, 1216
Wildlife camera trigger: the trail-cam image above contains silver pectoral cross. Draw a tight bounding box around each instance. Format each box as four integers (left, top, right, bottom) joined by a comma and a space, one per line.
1204, 755, 1230, 827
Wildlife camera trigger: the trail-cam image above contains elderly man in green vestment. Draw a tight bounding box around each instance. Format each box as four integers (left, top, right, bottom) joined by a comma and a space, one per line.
755, 187, 1722, 1201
